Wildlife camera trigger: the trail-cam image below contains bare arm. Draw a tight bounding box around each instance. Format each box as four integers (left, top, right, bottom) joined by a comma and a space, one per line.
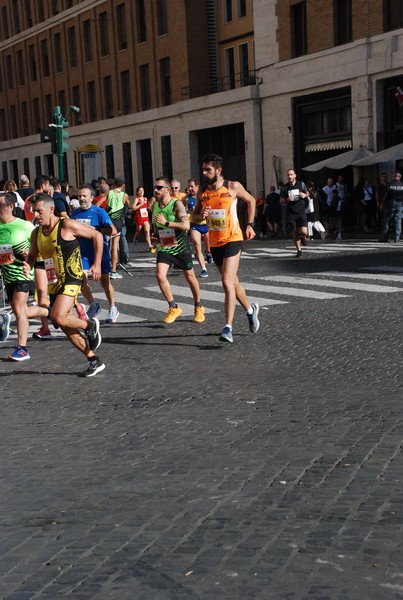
229, 180, 256, 241
154, 200, 190, 232
22, 228, 39, 274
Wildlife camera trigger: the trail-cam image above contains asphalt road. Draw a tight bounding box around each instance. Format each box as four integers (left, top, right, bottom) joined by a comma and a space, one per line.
0, 236, 402, 599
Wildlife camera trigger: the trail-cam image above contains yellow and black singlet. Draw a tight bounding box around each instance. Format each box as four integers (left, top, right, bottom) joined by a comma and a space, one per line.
36, 219, 83, 295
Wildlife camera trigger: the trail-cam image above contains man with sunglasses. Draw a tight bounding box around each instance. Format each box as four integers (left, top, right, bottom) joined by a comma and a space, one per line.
152, 178, 205, 324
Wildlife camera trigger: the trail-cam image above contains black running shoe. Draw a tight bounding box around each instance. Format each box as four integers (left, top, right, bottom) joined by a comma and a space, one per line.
80, 356, 105, 377
85, 318, 101, 351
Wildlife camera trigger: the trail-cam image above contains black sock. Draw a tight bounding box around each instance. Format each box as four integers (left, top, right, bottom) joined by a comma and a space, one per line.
195, 301, 202, 307
168, 301, 177, 308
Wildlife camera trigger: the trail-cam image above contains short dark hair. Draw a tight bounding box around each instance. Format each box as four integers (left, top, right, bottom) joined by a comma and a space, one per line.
79, 183, 96, 197
187, 178, 199, 186
30, 193, 54, 208
0, 192, 16, 208
155, 176, 171, 187
34, 175, 49, 190
202, 153, 223, 169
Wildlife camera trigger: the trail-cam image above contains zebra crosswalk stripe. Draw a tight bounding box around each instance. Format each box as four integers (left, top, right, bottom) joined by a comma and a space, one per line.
263, 275, 403, 293
145, 285, 288, 306
315, 271, 403, 283
203, 281, 348, 300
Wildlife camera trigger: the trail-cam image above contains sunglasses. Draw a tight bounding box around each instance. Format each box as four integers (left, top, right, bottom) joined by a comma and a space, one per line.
154, 185, 168, 190
171, 186, 179, 189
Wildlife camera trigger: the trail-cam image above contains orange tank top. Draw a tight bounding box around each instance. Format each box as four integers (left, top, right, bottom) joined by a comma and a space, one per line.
201, 180, 243, 247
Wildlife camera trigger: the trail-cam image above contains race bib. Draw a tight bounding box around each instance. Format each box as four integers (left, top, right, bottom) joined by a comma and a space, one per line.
159, 227, 178, 247
76, 218, 91, 227
207, 209, 226, 230
288, 189, 299, 201
44, 257, 58, 284
0, 245, 14, 265
140, 208, 148, 218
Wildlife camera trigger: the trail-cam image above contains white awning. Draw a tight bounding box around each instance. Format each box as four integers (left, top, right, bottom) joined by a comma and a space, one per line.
351, 142, 403, 166
305, 139, 352, 153
302, 146, 373, 172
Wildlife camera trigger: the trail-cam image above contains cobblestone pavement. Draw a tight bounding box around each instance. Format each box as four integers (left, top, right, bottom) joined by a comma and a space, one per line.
0, 238, 402, 599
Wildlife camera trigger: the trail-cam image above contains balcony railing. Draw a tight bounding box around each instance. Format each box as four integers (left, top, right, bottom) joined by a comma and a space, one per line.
181, 70, 258, 101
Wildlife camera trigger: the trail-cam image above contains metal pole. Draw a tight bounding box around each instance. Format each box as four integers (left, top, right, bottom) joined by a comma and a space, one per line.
54, 106, 65, 181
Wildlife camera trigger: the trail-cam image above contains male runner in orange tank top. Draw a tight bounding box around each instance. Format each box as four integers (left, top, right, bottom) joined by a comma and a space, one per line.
192, 153, 260, 343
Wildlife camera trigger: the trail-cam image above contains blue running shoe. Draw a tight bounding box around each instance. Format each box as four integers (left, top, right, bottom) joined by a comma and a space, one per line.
247, 303, 260, 333
219, 326, 233, 343
0, 313, 11, 342
8, 345, 30, 361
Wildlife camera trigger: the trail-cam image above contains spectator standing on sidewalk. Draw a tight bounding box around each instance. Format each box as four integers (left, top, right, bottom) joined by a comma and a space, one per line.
379, 170, 403, 242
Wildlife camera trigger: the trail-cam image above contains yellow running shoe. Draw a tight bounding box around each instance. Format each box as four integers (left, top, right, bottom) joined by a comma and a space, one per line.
194, 305, 205, 323
163, 305, 183, 323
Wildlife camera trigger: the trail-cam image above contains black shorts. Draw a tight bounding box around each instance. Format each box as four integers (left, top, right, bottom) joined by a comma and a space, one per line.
157, 250, 194, 271
287, 205, 308, 229
211, 241, 243, 267
112, 219, 123, 233
5, 280, 35, 302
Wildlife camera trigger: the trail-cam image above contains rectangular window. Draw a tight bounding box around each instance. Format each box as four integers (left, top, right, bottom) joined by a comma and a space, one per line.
72, 85, 82, 123
105, 145, 115, 180
291, 2, 307, 58
51, 0, 59, 15
237, 0, 246, 18
1, 6, 9, 40
122, 142, 133, 195
45, 94, 52, 121
121, 70, 131, 114
0, 67, 3, 92
2, 158, 8, 178
0, 110, 6, 142
116, 4, 128, 50
13, 0, 21, 33
223, 0, 232, 22
161, 135, 172, 180
54, 32, 63, 72
156, 0, 168, 35
58, 90, 66, 113
17, 50, 25, 85
10, 105, 18, 138
24, 0, 32, 27
334, 0, 352, 45
21, 101, 29, 135
140, 64, 151, 110
33, 98, 40, 133
35, 156, 41, 174
103, 76, 114, 118
87, 80, 97, 121
159, 57, 171, 105
384, 0, 403, 31
136, 0, 146, 42
239, 43, 249, 86
224, 47, 235, 90
23, 157, 30, 179
68, 26, 77, 67
6, 55, 14, 89
99, 11, 109, 56
28, 44, 37, 81
37, 0, 44, 22
41, 39, 50, 77
65, 0, 73, 8
83, 19, 93, 62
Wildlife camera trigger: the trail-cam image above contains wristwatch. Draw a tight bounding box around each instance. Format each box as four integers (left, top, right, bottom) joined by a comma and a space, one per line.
165, 220, 170, 227
247, 222, 254, 226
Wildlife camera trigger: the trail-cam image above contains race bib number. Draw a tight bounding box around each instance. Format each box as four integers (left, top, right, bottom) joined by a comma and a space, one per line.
207, 209, 226, 230
0, 245, 14, 265
159, 227, 178, 247
44, 257, 58, 284
76, 218, 91, 227
288, 189, 299, 201
140, 208, 148, 218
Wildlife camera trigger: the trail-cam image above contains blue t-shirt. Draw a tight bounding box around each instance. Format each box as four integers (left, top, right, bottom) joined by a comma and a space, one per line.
71, 205, 112, 265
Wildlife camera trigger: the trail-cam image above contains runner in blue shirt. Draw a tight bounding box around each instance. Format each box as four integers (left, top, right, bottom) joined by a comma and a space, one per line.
71, 184, 119, 323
